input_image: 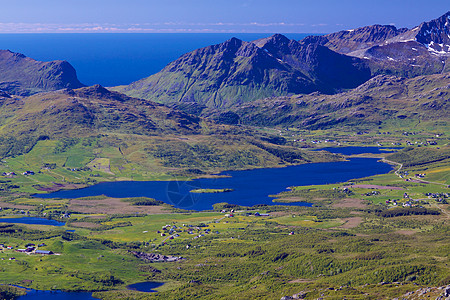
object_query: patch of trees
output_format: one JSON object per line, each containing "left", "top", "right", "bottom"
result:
{"left": 251, "top": 141, "right": 304, "bottom": 163}
{"left": 378, "top": 207, "right": 440, "bottom": 218}
{"left": 0, "top": 135, "right": 40, "bottom": 157}
{"left": 122, "top": 197, "right": 163, "bottom": 206}
{"left": 0, "top": 285, "right": 26, "bottom": 300}
{"left": 53, "top": 138, "right": 79, "bottom": 154}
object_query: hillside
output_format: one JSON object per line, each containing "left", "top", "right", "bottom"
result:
{"left": 201, "top": 72, "right": 449, "bottom": 131}
{"left": 0, "top": 85, "right": 342, "bottom": 182}
{"left": 114, "top": 35, "right": 371, "bottom": 108}
{"left": 0, "top": 50, "right": 84, "bottom": 96}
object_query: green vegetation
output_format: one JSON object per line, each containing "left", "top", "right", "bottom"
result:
{"left": 0, "top": 145, "right": 448, "bottom": 299}
{"left": 190, "top": 188, "right": 233, "bottom": 194}
{"left": 387, "top": 147, "right": 450, "bottom": 167}
{"left": 0, "top": 81, "right": 447, "bottom": 300}
{"left": 0, "top": 285, "right": 27, "bottom": 300}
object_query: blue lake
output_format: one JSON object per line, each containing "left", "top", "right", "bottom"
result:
{"left": 12, "top": 282, "right": 164, "bottom": 300}
{"left": 17, "top": 290, "right": 95, "bottom": 300}
{"left": 127, "top": 281, "right": 164, "bottom": 292}
{"left": 35, "top": 157, "right": 393, "bottom": 211}
{"left": 0, "top": 217, "right": 65, "bottom": 226}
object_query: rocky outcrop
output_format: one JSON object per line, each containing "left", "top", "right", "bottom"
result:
{"left": 0, "top": 50, "right": 84, "bottom": 96}
{"left": 130, "top": 251, "right": 184, "bottom": 262}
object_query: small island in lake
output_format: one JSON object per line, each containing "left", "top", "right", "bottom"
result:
{"left": 190, "top": 188, "right": 234, "bottom": 194}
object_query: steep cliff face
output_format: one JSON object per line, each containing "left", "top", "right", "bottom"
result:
{"left": 0, "top": 50, "right": 84, "bottom": 96}
{"left": 116, "top": 35, "right": 370, "bottom": 108}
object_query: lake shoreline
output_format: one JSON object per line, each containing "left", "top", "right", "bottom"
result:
{"left": 34, "top": 156, "right": 393, "bottom": 211}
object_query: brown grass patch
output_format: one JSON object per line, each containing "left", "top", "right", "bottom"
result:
{"left": 69, "top": 197, "right": 167, "bottom": 214}
{"left": 333, "top": 198, "right": 367, "bottom": 209}
{"left": 69, "top": 222, "right": 102, "bottom": 229}
{"left": 288, "top": 278, "right": 315, "bottom": 283}
{"left": 394, "top": 230, "right": 416, "bottom": 235}
{"left": 0, "top": 201, "right": 34, "bottom": 210}
{"left": 342, "top": 184, "right": 404, "bottom": 190}
{"left": 34, "top": 183, "right": 87, "bottom": 192}
{"left": 339, "top": 217, "right": 363, "bottom": 229}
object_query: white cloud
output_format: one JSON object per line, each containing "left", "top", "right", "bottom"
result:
{"left": 0, "top": 22, "right": 314, "bottom": 33}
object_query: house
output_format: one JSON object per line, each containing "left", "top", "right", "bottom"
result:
{"left": 35, "top": 250, "right": 53, "bottom": 255}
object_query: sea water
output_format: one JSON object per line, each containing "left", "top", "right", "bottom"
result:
{"left": 0, "top": 33, "right": 311, "bottom": 87}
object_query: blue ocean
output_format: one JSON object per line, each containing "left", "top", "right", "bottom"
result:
{"left": 0, "top": 33, "right": 311, "bottom": 87}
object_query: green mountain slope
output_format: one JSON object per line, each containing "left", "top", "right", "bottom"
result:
{"left": 114, "top": 35, "right": 371, "bottom": 108}
{"left": 0, "top": 85, "right": 341, "bottom": 183}
{"left": 202, "top": 73, "right": 449, "bottom": 131}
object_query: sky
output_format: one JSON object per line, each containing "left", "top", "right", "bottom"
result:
{"left": 0, "top": 0, "right": 448, "bottom": 34}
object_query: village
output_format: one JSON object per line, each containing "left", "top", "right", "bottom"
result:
{"left": 0, "top": 242, "right": 55, "bottom": 261}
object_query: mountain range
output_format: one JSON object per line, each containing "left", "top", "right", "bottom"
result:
{"left": 115, "top": 11, "right": 450, "bottom": 111}
{"left": 0, "top": 11, "right": 448, "bottom": 162}
{"left": 115, "top": 35, "right": 371, "bottom": 108}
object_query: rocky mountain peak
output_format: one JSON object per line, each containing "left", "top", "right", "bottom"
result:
{"left": 0, "top": 50, "right": 27, "bottom": 61}
{"left": 253, "top": 33, "right": 291, "bottom": 49}
{"left": 218, "top": 37, "right": 244, "bottom": 52}
{"left": 386, "top": 11, "right": 450, "bottom": 55}
{"left": 415, "top": 11, "right": 450, "bottom": 53}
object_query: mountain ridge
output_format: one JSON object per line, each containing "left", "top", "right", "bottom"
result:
{"left": 116, "top": 11, "right": 449, "bottom": 111}
{"left": 115, "top": 35, "right": 371, "bottom": 108}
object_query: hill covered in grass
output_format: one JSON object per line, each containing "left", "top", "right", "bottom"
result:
{"left": 200, "top": 72, "right": 449, "bottom": 131}
{"left": 0, "top": 84, "right": 342, "bottom": 192}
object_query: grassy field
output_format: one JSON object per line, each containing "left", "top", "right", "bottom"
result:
{"left": 0, "top": 144, "right": 448, "bottom": 299}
